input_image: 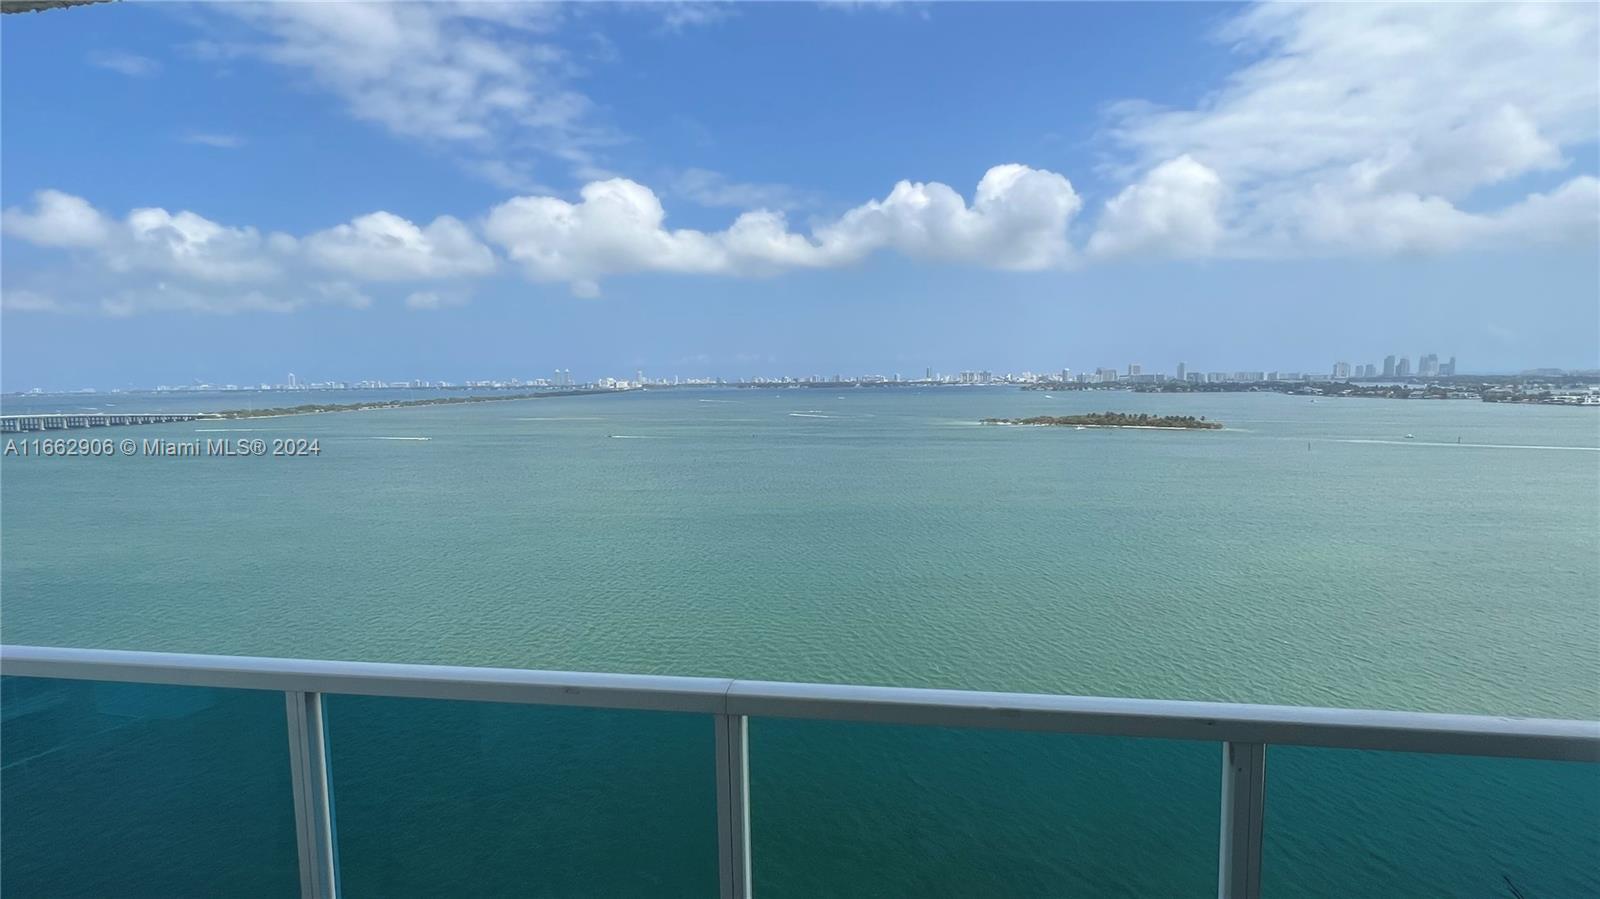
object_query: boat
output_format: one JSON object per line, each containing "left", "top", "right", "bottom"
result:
{"left": 1404, "top": 434, "right": 1415, "bottom": 439}
{"left": 1074, "top": 426, "right": 1087, "bottom": 430}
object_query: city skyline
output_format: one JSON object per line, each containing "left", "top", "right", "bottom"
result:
{"left": 3, "top": 3, "right": 1597, "bottom": 388}
{"left": 31, "top": 350, "right": 1600, "bottom": 398}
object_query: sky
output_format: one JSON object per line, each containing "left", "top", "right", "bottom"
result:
{"left": 2, "top": 1, "right": 1597, "bottom": 390}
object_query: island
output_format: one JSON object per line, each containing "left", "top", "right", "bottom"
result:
{"left": 980, "top": 412, "right": 1222, "bottom": 430}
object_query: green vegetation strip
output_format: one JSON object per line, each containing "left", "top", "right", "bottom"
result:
{"left": 212, "top": 389, "right": 608, "bottom": 420}
{"left": 980, "top": 412, "right": 1222, "bottom": 429}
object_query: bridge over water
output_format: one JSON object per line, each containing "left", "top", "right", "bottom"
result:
{"left": 0, "top": 412, "right": 210, "bottom": 433}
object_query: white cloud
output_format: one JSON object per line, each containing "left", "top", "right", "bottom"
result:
{"left": 1087, "top": 155, "right": 1225, "bottom": 259}
{"left": 1100, "top": 2, "right": 1599, "bottom": 257}
{"left": 112, "top": 206, "right": 289, "bottom": 283}
{"left": 485, "top": 164, "right": 1081, "bottom": 294}
{"left": 205, "top": 3, "right": 611, "bottom": 186}
{"left": 816, "top": 164, "right": 1081, "bottom": 270}
{"left": 653, "top": 2, "right": 736, "bottom": 34}
{"left": 3, "top": 192, "right": 485, "bottom": 315}
{"left": 2, "top": 190, "right": 113, "bottom": 247}
{"left": 182, "top": 133, "right": 246, "bottom": 149}
{"left": 303, "top": 212, "right": 496, "bottom": 280}
{"left": 2, "top": 191, "right": 285, "bottom": 283}
{"left": 87, "top": 50, "right": 160, "bottom": 77}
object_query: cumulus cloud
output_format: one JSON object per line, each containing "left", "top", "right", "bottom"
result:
{"left": 484, "top": 164, "right": 1082, "bottom": 294}
{"left": 1100, "top": 2, "right": 1599, "bottom": 257}
{"left": 816, "top": 164, "right": 1081, "bottom": 270}
{"left": 2, "top": 192, "right": 483, "bottom": 315}
{"left": 12, "top": 0, "right": 1600, "bottom": 322}
{"left": 303, "top": 212, "right": 496, "bottom": 280}
{"left": 2, "top": 190, "right": 113, "bottom": 248}
{"left": 1088, "top": 156, "right": 1225, "bottom": 259}
{"left": 112, "top": 207, "right": 290, "bottom": 282}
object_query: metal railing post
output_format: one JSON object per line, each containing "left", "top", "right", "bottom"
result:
{"left": 1218, "top": 741, "right": 1266, "bottom": 899}
{"left": 715, "top": 713, "right": 752, "bottom": 899}
{"left": 286, "top": 691, "right": 340, "bottom": 899}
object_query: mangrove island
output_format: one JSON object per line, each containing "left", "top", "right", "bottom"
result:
{"left": 980, "top": 412, "right": 1222, "bottom": 430}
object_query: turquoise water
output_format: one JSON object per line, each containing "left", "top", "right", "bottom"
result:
{"left": 3, "top": 388, "right": 1598, "bottom": 895}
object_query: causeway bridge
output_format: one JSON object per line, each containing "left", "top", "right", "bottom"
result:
{"left": 0, "top": 412, "right": 211, "bottom": 433}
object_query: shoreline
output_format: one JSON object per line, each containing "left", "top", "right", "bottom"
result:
{"left": 982, "top": 422, "right": 1224, "bottom": 430}
{"left": 981, "top": 413, "right": 1223, "bottom": 430}
{"left": 208, "top": 388, "right": 624, "bottom": 421}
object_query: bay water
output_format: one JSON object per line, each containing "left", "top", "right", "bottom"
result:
{"left": 3, "top": 388, "right": 1596, "bottom": 896}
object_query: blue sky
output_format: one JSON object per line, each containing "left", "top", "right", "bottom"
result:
{"left": 2, "top": 2, "right": 1596, "bottom": 390}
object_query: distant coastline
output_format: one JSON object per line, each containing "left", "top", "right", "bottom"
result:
{"left": 981, "top": 412, "right": 1222, "bottom": 430}
{"left": 212, "top": 388, "right": 621, "bottom": 420}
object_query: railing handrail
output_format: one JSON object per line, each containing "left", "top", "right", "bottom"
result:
{"left": 3, "top": 643, "right": 1596, "bottom": 762}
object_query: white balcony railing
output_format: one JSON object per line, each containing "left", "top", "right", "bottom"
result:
{"left": 3, "top": 643, "right": 1596, "bottom": 899}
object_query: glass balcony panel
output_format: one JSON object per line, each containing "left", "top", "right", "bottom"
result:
{"left": 748, "top": 718, "right": 1219, "bottom": 897}
{"left": 324, "top": 695, "right": 716, "bottom": 897}
{"left": 1263, "top": 745, "right": 1600, "bottom": 897}
{"left": 0, "top": 676, "right": 299, "bottom": 897}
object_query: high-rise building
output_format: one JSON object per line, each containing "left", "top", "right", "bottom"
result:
{"left": 1186, "top": 372, "right": 1204, "bottom": 384}
{"left": 1128, "top": 363, "right": 1142, "bottom": 377}
{"left": 1441, "top": 356, "right": 1457, "bottom": 377}
{"left": 1419, "top": 353, "right": 1440, "bottom": 377}
{"left": 1396, "top": 357, "right": 1411, "bottom": 377}
{"left": 1383, "top": 355, "right": 1397, "bottom": 378}
{"left": 1332, "top": 362, "right": 1352, "bottom": 379}
{"left": 1176, "top": 362, "right": 1187, "bottom": 381}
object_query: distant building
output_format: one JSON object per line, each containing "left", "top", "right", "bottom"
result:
{"left": 1128, "top": 363, "right": 1142, "bottom": 377}
{"left": 1441, "top": 356, "right": 1457, "bottom": 377}
{"left": 1186, "top": 372, "right": 1204, "bottom": 384}
{"left": 1207, "top": 372, "right": 1228, "bottom": 383}
{"left": 1176, "top": 362, "right": 1187, "bottom": 381}
{"left": 1419, "top": 353, "right": 1440, "bottom": 377}
{"left": 1383, "top": 355, "right": 1397, "bottom": 378}
{"left": 1332, "top": 362, "right": 1352, "bottom": 379}
{"left": 1396, "top": 357, "right": 1411, "bottom": 377}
